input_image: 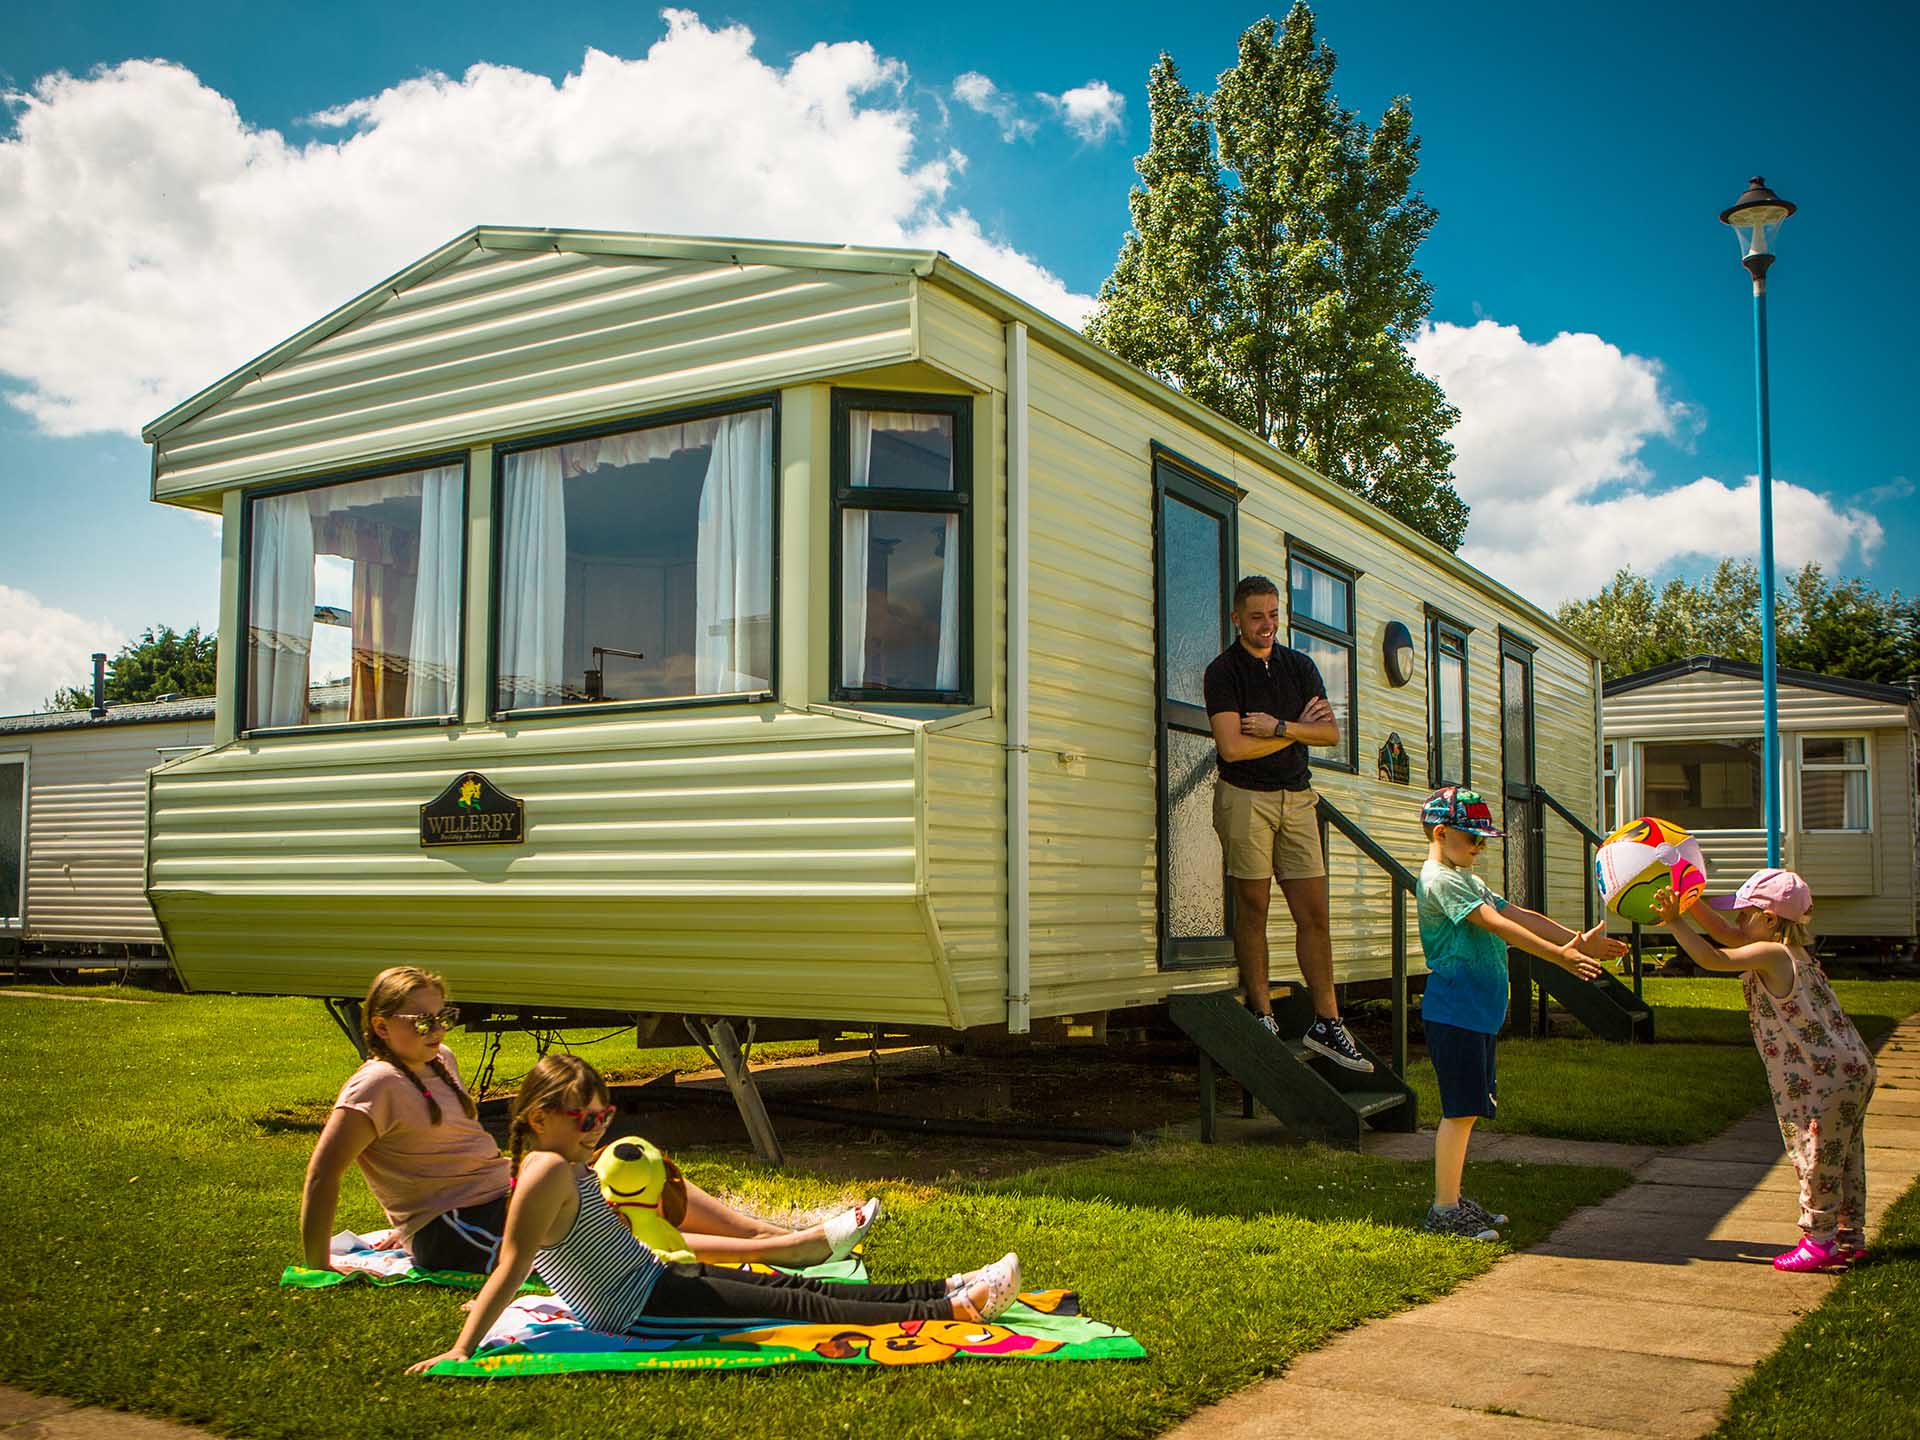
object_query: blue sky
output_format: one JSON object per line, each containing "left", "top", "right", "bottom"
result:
{"left": 1, "top": 1, "right": 1912, "bottom": 710}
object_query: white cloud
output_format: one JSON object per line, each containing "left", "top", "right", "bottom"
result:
{"left": 0, "top": 12, "right": 1094, "bottom": 439}
{"left": 908, "top": 214, "right": 1095, "bottom": 330}
{"left": 951, "top": 70, "right": 1036, "bottom": 142}
{"left": 0, "top": 585, "right": 125, "bottom": 715}
{"left": 1042, "top": 81, "right": 1125, "bottom": 144}
{"left": 1412, "top": 317, "right": 1882, "bottom": 606}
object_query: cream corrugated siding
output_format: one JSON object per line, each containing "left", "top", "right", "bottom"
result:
{"left": 1604, "top": 672, "right": 1918, "bottom": 939}
{"left": 21, "top": 720, "right": 213, "bottom": 943}
{"left": 149, "top": 709, "right": 957, "bottom": 1021}
{"left": 153, "top": 248, "right": 916, "bottom": 497}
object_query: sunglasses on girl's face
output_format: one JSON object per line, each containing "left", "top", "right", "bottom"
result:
{"left": 555, "top": 1104, "right": 617, "bottom": 1130}
{"left": 391, "top": 1007, "right": 461, "bottom": 1035}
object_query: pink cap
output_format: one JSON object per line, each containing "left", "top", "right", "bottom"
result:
{"left": 1707, "top": 868, "right": 1812, "bottom": 921}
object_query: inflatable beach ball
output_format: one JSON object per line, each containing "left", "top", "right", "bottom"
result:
{"left": 1594, "top": 816, "right": 1707, "bottom": 925}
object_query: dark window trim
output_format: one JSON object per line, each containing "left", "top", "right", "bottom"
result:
{"left": 1426, "top": 605, "right": 1473, "bottom": 786}
{"left": 1498, "top": 631, "right": 1539, "bottom": 907}
{"left": 1284, "top": 537, "right": 1359, "bottom": 774}
{"left": 495, "top": 691, "right": 777, "bottom": 724}
{"left": 236, "top": 450, "right": 472, "bottom": 739}
{"left": 828, "top": 389, "right": 974, "bottom": 706}
{"left": 486, "top": 392, "right": 783, "bottom": 721}
{"left": 1149, "top": 441, "right": 1247, "bottom": 501}
{"left": 1153, "top": 452, "right": 1240, "bottom": 972}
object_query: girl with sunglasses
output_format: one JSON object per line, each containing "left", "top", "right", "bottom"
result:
{"left": 408, "top": 1055, "right": 1021, "bottom": 1373}
{"left": 300, "top": 966, "right": 879, "bottom": 1277}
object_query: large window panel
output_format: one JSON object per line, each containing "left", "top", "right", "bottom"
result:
{"left": 244, "top": 462, "right": 466, "bottom": 731}
{"left": 833, "top": 394, "right": 971, "bottom": 702}
{"left": 1288, "top": 549, "right": 1357, "bottom": 770}
{"left": 1800, "top": 735, "right": 1870, "bottom": 831}
{"left": 494, "top": 406, "right": 774, "bottom": 712}
{"left": 1428, "top": 615, "right": 1471, "bottom": 785}
{"left": 0, "top": 759, "right": 22, "bottom": 924}
{"left": 1639, "top": 738, "right": 1764, "bottom": 830}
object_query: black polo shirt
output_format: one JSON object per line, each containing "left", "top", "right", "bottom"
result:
{"left": 1202, "top": 641, "right": 1327, "bottom": 792}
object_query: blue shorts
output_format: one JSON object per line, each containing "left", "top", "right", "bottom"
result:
{"left": 1425, "top": 1020, "right": 1499, "bottom": 1120}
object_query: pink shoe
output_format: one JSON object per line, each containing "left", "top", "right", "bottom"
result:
{"left": 1772, "top": 1236, "right": 1846, "bottom": 1273}
{"left": 1834, "top": 1237, "right": 1869, "bottom": 1266}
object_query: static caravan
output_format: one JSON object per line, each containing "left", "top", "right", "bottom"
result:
{"left": 0, "top": 696, "right": 216, "bottom": 966}
{"left": 140, "top": 227, "right": 1602, "bottom": 1088}
{"left": 1604, "top": 656, "right": 1919, "bottom": 949}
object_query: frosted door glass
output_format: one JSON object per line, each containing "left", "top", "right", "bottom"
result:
{"left": 1162, "top": 498, "right": 1222, "bottom": 707}
{"left": 1167, "top": 729, "right": 1227, "bottom": 939}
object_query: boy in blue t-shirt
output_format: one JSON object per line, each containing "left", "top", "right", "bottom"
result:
{"left": 1416, "top": 785, "right": 1625, "bottom": 1240}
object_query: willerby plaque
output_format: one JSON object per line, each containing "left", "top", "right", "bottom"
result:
{"left": 420, "top": 772, "right": 525, "bottom": 847}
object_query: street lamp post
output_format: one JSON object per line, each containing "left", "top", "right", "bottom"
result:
{"left": 1720, "top": 176, "right": 1796, "bottom": 868}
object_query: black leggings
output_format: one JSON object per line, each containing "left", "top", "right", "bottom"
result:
{"left": 636, "top": 1262, "right": 954, "bottom": 1327}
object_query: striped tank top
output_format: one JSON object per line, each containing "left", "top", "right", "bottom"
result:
{"left": 533, "top": 1167, "right": 663, "bottom": 1333}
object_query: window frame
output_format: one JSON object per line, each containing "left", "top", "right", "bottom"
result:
{"left": 236, "top": 451, "right": 472, "bottom": 739}
{"left": 0, "top": 751, "right": 25, "bottom": 930}
{"left": 486, "top": 393, "right": 784, "bottom": 722}
{"left": 1426, "top": 608, "right": 1474, "bottom": 786}
{"left": 828, "top": 388, "right": 974, "bottom": 706}
{"left": 1798, "top": 731, "right": 1873, "bottom": 833}
{"left": 1602, "top": 740, "right": 1620, "bottom": 834}
{"left": 1283, "top": 538, "right": 1359, "bottom": 774}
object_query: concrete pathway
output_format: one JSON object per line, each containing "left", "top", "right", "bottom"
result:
{"left": 0, "top": 1388, "right": 211, "bottom": 1439}
{"left": 0, "top": 989, "right": 155, "bottom": 1005}
{"left": 1167, "top": 1018, "right": 1920, "bottom": 1439}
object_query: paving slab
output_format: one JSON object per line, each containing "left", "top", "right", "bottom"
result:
{"left": 1361, "top": 1129, "right": 1655, "bottom": 1170}
{"left": 1595, "top": 1181, "right": 1770, "bottom": 1219}
{"left": 0, "top": 1388, "right": 213, "bottom": 1439}
{"left": 1165, "top": 1379, "right": 1624, "bottom": 1439}
{"left": 1489, "top": 1252, "right": 1834, "bottom": 1317}
{"left": 1281, "top": 1321, "right": 1743, "bottom": 1437}
{"left": 1632, "top": 1157, "right": 1798, "bottom": 1193}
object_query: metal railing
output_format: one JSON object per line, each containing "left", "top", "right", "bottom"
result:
{"left": 1315, "top": 795, "right": 1416, "bottom": 1078}
{"left": 1532, "top": 784, "right": 1641, "bottom": 1001}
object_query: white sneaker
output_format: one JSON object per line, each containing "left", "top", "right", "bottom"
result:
{"left": 975, "top": 1252, "right": 1022, "bottom": 1320}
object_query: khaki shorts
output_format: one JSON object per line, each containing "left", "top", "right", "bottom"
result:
{"left": 1212, "top": 781, "right": 1326, "bottom": 882}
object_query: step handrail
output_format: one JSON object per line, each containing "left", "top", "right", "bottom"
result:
{"left": 1314, "top": 795, "right": 1413, "bottom": 1078}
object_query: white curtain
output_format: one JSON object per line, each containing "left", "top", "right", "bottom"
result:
{"left": 248, "top": 491, "right": 316, "bottom": 728}
{"left": 405, "top": 466, "right": 464, "bottom": 716}
{"left": 693, "top": 411, "right": 773, "bottom": 693}
{"left": 1300, "top": 563, "right": 1342, "bottom": 627}
{"left": 840, "top": 510, "right": 870, "bottom": 688}
{"left": 935, "top": 513, "right": 960, "bottom": 691}
{"left": 497, "top": 446, "right": 567, "bottom": 709}
{"left": 849, "top": 410, "right": 952, "bottom": 487}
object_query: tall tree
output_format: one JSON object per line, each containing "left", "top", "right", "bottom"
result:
{"left": 46, "top": 626, "right": 218, "bottom": 710}
{"left": 1087, "top": 4, "right": 1468, "bottom": 550}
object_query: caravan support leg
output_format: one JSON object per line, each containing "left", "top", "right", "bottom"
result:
{"left": 702, "top": 1017, "right": 785, "bottom": 1167}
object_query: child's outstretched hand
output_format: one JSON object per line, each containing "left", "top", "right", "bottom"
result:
{"left": 1650, "top": 886, "right": 1686, "bottom": 927}
{"left": 1574, "top": 923, "right": 1628, "bottom": 961}
{"left": 1556, "top": 925, "right": 1608, "bottom": 981}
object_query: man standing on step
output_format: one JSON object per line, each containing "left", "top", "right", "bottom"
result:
{"left": 1203, "top": 574, "right": 1373, "bottom": 1072}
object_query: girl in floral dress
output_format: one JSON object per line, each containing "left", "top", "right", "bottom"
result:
{"left": 1654, "top": 868, "right": 1876, "bottom": 1273}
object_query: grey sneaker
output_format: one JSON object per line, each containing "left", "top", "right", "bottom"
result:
{"left": 1459, "top": 1194, "right": 1508, "bottom": 1229}
{"left": 1253, "top": 1011, "right": 1283, "bottom": 1038}
{"left": 1303, "top": 1016, "right": 1376, "bottom": 1073}
{"left": 1422, "top": 1203, "right": 1498, "bottom": 1241}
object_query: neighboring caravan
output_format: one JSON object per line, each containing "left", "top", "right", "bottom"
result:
{"left": 1604, "top": 656, "right": 1919, "bottom": 950}
{"left": 1, "top": 696, "right": 215, "bottom": 965}
{"left": 139, "top": 227, "right": 1604, "bottom": 1045}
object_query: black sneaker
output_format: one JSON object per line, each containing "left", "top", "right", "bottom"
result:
{"left": 1252, "top": 1011, "right": 1283, "bottom": 1039}
{"left": 1458, "top": 1194, "right": 1509, "bottom": 1229}
{"left": 1302, "top": 1016, "right": 1375, "bottom": 1073}
{"left": 1422, "top": 1203, "right": 1498, "bottom": 1241}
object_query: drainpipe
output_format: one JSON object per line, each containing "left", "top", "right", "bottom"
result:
{"left": 90, "top": 652, "right": 107, "bottom": 718}
{"left": 1005, "top": 321, "right": 1031, "bottom": 1034}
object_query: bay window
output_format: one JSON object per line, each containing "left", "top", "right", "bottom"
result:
{"left": 242, "top": 460, "right": 467, "bottom": 731}
{"left": 832, "top": 391, "right": 971, "bottom": 703}
{"left": 493, "top": 402, "right": 776, "bottom": 713}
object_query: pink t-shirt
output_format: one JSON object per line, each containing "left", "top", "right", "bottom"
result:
{"left": 333, "top": 1048, "right": 509, "bottom": 1240}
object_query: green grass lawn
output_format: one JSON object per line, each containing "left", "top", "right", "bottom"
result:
{"left": 1714, "top": 1173, "right": 1920, "bottom": 1439}
{"left": 1395, "top": 977, "right": 1920, "bottom": 1150}
{"left": 0, "top": 988, "right": 1629, "bottom": 1439}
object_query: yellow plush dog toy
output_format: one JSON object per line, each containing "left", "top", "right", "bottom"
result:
{"left": 594, "top": 1137, "right": 696, "bottom": 1262}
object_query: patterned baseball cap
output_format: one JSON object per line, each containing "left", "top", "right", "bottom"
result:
{"left": 1420, "top": 784, "right": 1506, "bottom": 838}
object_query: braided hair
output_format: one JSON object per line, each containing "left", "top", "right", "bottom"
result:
{"left": 507, "top": 1054, "right": 604, "bottom": 1181}
{"left": 360, "top": 966, "right": 477, "bottom": 1126}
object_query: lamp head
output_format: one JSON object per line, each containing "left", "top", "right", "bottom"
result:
{"left": 1720, "top": 176, "right": 1795, "bottom": 283}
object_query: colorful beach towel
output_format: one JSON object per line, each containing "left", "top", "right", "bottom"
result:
{"left": 280, "top": 1229, "right": 870, "bottom": 1291}
{"left": 428, "top": 1288, "right": 1143, "bottom": 1375}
